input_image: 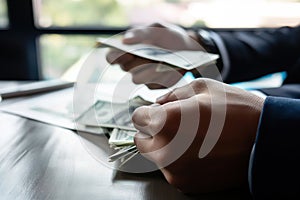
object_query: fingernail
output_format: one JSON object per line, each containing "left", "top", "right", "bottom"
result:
{"left": 150, "top": 103, "right": 160, "bottom": 107}
{"left": 124, "top": 32, "right": 135, "bottom": 39}
{"left": 135, "top": 132, "right": 152, "bottom": 139}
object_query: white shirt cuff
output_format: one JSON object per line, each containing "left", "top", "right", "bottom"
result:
{"left": 249, "top": 90, "right": 267, "bottom": 99}
{"left": 247, "top": 90, "right": 266, "bottom": 194}
{"left": 248, "top": 143, "right": 256, "bottom": 194}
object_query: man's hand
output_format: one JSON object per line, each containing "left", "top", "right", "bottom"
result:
{"left": 132, "top": 78, "right": 265, "bottom": 193}
{"left": 122, "top": 22, "right": 201, "bottom": 51}
{"left": 106, "top": 23, "right": 202, "bottom": 89}
{"left": 106, "top": 49, "right": 186, "bottom": 89}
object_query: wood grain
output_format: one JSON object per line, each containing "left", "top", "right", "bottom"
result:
{"left": 0, "top": 111, "right": 251, "bottom": 200}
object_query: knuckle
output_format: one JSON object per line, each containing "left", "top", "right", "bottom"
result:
{"left": 164, "top": 174, "right": 191, "bottom": 193}
{"left": 150, "top": 120, "right": 164, "bottom": 135}
{"left": 133, "top": 133, "right": 142, "bottom": 146}
{"left": 152, "top": 150, "right": 168, "bottom": 165}
{"left": 132, "top": 106, "right": 146, "bottom": 124}
{"left": 151, "top": 22, "right": 164, "bottom": 28}
{"left": 164, "top": 172, "right": 184, "bottom": 189}
{"left": 190, "top": 79, "right": 204, "bottom": 89}
{"left": 160, "top": 103, "right": 181, "bottom": 132}
{"left": 106, "top": 52, "right": 116, "bottom": 64}
{"left": 119, "top": 64, "right": 130, "bottom": 72}
{"left": 131, "top": 75, "right": 143, "bottom": 84}
{"left": 149, "top": 119, "right": 166, "bottom": 137}
{"left": 134, "top": 132, "right": 147, "bottom": 146}
{"left": 132, "top": 106, "right": 152, "bottom": 129}
{"left": 190, "top": 79, "right": 210, "bottom": 93}
{"left": 145, "top": 83, "right": 164, "bottom": 89}
{"left": 164, "top": 102, "right": 180, "bottom": 118}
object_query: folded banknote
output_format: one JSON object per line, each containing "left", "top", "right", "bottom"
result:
{"left": 97, "top": 37, "right": 219, "bottom": 71}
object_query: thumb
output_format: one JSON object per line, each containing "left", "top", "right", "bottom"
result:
{"left": 123, "top": 30, "right": 144, "bottom": 44}
{"left": 156, "top": 82, "right": 199, "bottom": 104}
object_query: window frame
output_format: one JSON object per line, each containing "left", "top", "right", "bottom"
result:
{"left": 0, "top": 0, "right": 275, "bottom": 80}
{"left": 0, "top": 0, "right": 127, "bottom": 80}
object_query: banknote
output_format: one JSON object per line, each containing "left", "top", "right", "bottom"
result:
{"left": 76, "top": 96, "right": 151, "bottom": 131}
{"left": 76, "top": 95, "right": 151, "bottom": 166}
{"left": 108, "top": 128, "right": 135, "bottom": 147}
{"left": 108, "top": 145, "right": 137, "bottom": 162}
{"left": 97, "top": 37, "right": 219, "bottom": 71}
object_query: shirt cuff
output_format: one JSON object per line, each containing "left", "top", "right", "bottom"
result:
{"left": 249, "top": 90, "right": 267, "bottom": 99}
{"left": 247, "top": 90, "right": 267, "bottom": 194}
{"left": 248, "top": 143, "right": 256, "bottom": 194}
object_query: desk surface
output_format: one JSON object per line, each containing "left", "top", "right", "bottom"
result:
{"left": 0, "top": 83, "right": 252, "bottom": 200}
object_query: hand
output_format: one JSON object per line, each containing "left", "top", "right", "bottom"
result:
{"left": 106, "top": 48, "right": 186, "bottom": 89}
{"left": 132, "top": 78, "right": 265, "bottom": 193}
{"left": 122, "top": 22, "right": 201, "bottom": 51}
{"left": 106, "top": 23, "right": 202, "bottom": 89}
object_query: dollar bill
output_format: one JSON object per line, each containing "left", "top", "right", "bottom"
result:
{"left": 108, "top": 128, "right": 135, "bottom": 147}
{"left": 76, "top": 96, "right": 151, "bottom": 131}
{"left": 108, "top": 144, "right": 137, "bottom": 162}
{"left": 97, "top": 37, "right": 219, "bottom": 71}
{"left": 76, "top": 95, "right": 152, "bottom": 166}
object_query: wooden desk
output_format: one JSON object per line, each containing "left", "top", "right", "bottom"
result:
{"left": 0, "top": 84, "right": 252, "bottom": 200}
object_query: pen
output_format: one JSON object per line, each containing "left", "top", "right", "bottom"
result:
{"left": 0, "top": 79, "right": 74, "bottom": 102}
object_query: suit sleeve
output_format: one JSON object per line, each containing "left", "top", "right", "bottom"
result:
{"left": 215, "top": 26, "right": 300, "bottom": 83}
{"left": 250, "top": 96, "right": 300, "bottom": 199}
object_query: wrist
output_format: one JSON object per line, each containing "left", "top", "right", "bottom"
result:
{"left": 184, "top": 30, "right": 204, "bottom": 51}
{"left": 195, "top": 29, "right": 224, "bottom": 74}
{"left": 187, "top": 30, "right": 200, "bottom": 43}
{"left": 195, "top": 29, "right": 218, "bottom": 54}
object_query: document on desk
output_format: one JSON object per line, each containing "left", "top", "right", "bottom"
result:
{"left": 0, "top": 80, "right": 157, "bottom": 135}
{"left": 0, "top": 87, "right": 109, "bottom": 135}
{"left": 0, "top": 79, "right": 74, "bottom": 100}
{"left": 0, "top": 84, "right": 146, "bottom": 165}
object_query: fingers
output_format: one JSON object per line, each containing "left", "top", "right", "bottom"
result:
{"left": 107, "top": 48, "right": 185, "bottom": 89}
{"left": 106, "top": 48, "right": 151, "bottom": 72}
{"left": 156, "top": 79, "right": 208, "bottom": 104}
{"left": 106, "top": 49, "right": 134, "bottom": 65}
{"left": 130, "top": 64, "right": 185, "bottom": 88}
{"left": 132, "top": 104, "right": 168, "bottom": 137}
{"left": 120, "top": 57, "right": 152, "bottom": 72}
{"left": 123, "top": 28, "right": 149, "bottom": 44}
{"left": 123, "top": 31, "right": 142, "bottom": 44}
{"left": 156, "top": 84, "right": 194, "bottom": 104}
{"left": 133, "top": 95, "right": 203, "bottom": 166}
{"left": 133, "top": 100, "right": 182, "bottom": 151}
{"left": 123, "top": 22, "right": 164, "bottom": 44}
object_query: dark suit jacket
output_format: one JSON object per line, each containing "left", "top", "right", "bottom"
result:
{"left": 252, "top": 97, "right": 300, "bottom": 199}
{"left": 218, "top": 26, "right": 300, "bottom": 85}
{"left": 217, "top": 26, "right": 300, "bottom": 198}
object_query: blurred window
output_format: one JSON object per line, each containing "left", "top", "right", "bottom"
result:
{"left": 30, "top": 0, "right": 300, "bottom": 79}
{"left": 35, "top": 0, "right": 300, "bottom": 28}
{"left": 0, "top": 0, "right": 8, "bottom": 28}
{"left": 39, "top": 35, "right": 103, "bottom": 79}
